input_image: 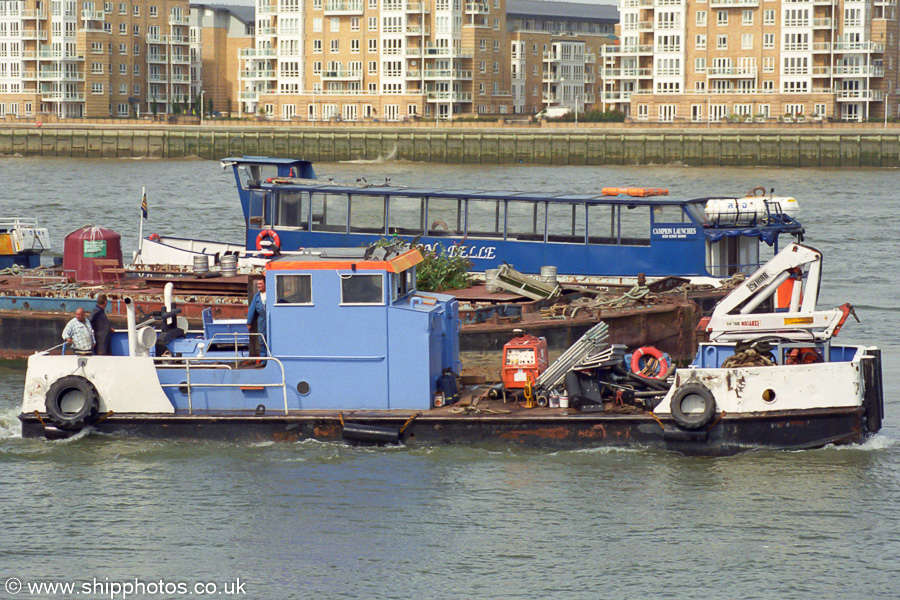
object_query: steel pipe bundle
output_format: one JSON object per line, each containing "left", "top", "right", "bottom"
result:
{"left": 535, "top": 321, "right": 609, "bottom": 391}
{"left": 574, "top": 344, "right": 628, "bottom": 371}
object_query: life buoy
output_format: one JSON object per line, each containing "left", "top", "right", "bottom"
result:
{"left": 255, "top": 229, "right": 281, "bottom": 256}
{"left": 45, "top": 375, "right": 100, "bottom": 431}
{"left": 430, "top": 219, "right": 449, "bottom": 231}
{"left": 670, "top": 382, "right": 716, "bottom": 430}
{"left": 148, "top": 233, "right": 160, "bottom": 242}
{"left": 751, "top": 186, "right": 767, "bottom": 197}
{"left": 630, "top": 346, "right": 670, "bottom": 379}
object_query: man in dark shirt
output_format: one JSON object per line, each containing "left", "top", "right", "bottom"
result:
{"left": 89, "top": 294, "right": 112, "bottom": 355}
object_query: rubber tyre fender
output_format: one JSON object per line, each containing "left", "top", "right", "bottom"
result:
{"left": 45, "top": 375, "right": 100, "bottom": 431}
{"left": 670, "top": 382, "right": 716, "bottom": 430}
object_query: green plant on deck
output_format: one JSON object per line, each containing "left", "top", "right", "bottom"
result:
{"left": 372, "top": 237, "right": 472, "bottom": 292}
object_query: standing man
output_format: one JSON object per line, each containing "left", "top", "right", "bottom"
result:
{"left": 246, "top": 278, "right": 268, "bottom": 356}
{"left": 89, "top": 294, "right": 112, "bottom": 355}
{"left": 62, "top": 307, "right": 95, "bottom": 356}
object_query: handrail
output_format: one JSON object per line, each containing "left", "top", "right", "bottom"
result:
{"left": 154, "top": 353, "right": 289, "bottom": 415}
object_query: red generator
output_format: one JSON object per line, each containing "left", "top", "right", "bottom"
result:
{"left": 501, "top": 334, "right": 549, "bottom": 389}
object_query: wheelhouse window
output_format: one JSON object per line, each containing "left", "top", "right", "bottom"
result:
{"left": 619, "top": 205, "right": 651, "bottom": 245}
{"left": 349, "top": 193, "right": 386, "bottom": 234}
{"left": 311, "top": 192, "right": 349, "bottom": 233}
{"left": 652, "top": 204, "right": 690, "bottom": 224}
{"left": 587, "top": 204, "right": 615, "bottom": 244}
{"left": 392, "top": 268, "right": 416, "bottom": 300}
{"left": 341, "top": 274, "right": 383, "bottom": 304}
{"left": 275, "top": 274, "right": 313, "bottom": 304}
{"left": 275, "top": 191, "right": 307, "bottom": 229}
{"left": 388, "top": 195, "right": 424, "bottom": 235}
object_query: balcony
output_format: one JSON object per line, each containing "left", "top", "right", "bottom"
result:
{"left": 836, "top": 89, "right": 884, "bottom": 101}
{"left": 171, "top": 55, "right": 190, "bottom": 64}
{"left": 148, "top": 54, "right": 168, "bottom": 63}
{"left": 147, "top": 34, "right": 169, "bottom": 44}
{"left": 257, "top": 3, "right": 276, "bottom": 13}
{"left": 604, "top": 67, "right": 653, "bottom": 78}
{"left": 81, "top": 9, "right": 103, "bottom": 20}
{"left": 622, "top": 21, "right": 654, "bottom": 31}
{"left": 169, "top": 15, "right": 190, "bottom": 26}
{"left": 604, "top": 44, "right": 654, "bottom": 54}
{"left": 171, "top": 74, "right": 191, "bottom": 83}
{"left": 148, "top": 94, "right": 169, "bottom": 103}
{"left": 406, "top": 25, "right": 430, "bottom": 35}
{"left": 324, "top": 0, "right": 364, "bottom": 13}
{"left": 41, "top": 91, "right": 85, "bottom": 101}
{"left": 426, "top": 91, "right": 473, "bottom": 102}
{"left": 832, "top": 65, "right": 884, "bottom": 77}
{"left": 603, "top": 91, "right": 632, "bottom": 101}
{"left": 21, "top": 9, "right": 46, "bottom": 18}
{"left": 812, "top": 18, "right": 833, "bottom": 28}
{"left": 257, "top": 27, "right": 277, "bottom": 35}
{"left": 833, "top": 41, "right": 884, "bottom": 53}
{"left": 321, "top": 69, "right": 363, "bottom": 79}
{"left": 240, "top": 91, "right": 259, "bottom": 101}
{"left": 707, "top": 66, "right": 758, "bottom": 77}
{"left": 21, "top": 30, "right": 48, "bottom": 40}
{"left": 241, "top": 69, "right": 277, "bottom": 79}
{"left": 465, "top": 3, "right": 489, "bottom": 14}
{"left": 709, "top": 0, "right": 758, "bottom": 5}
{"left": 148, "top": 74, "right": 168, "bottom": 83}
{"left": 405, "top": 2, "right": 431, "bottom": 12}
{"left": 240, "top": 48, "right": 277, "bottom": 58}
{"left": 423, "top": 69, "right": 473, "bottom": 79}
{"left": 542, "top": 72, "right": 563, "bottom": 83}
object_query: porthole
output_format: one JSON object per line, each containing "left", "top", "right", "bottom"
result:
{"left": 762, "top": 389, "right": 777, "bottom": 403}
{"left": 297, "top": 381, "right": 310, "bottom": 395}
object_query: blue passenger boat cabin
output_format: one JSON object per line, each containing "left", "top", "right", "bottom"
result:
{"left": 222, "top": 156, "right": 805, "bottom": 279}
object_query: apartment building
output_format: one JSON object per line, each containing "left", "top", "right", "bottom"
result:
{"left": 237, "top": 0, "right": 616, "bottom": 120}
{"left": 507, "top": 0, "right": 616, "bottom": 114}
{"left": 603, "top": 0, "right": 900, "bottom": 122}
{"left": 190, "top": 3, "right": 254, "bottom": 115}
{"left": 0, "top": 0, "right": 192, "bottom": 119}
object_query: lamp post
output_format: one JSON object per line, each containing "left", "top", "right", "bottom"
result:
{"left": 885, "top": 91, "right": 890, "bottom": 129}
{"left": 199, "top": 89, "right": 204, "bottom": 125}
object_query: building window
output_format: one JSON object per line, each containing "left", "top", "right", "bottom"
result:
{"left": 133, "top": 4, "right": 139, "bottom": 16}
{"left": 134, "top": 44, "right": 140, "bottom": 55}
{"left": 764, "top": 9, "right": 775, "bottom": 25}
{"left": 695, "top": 57, "right": 706, "bottom": 73}
{"left": 91, "top": 41, "right": 103, "bottom": 54}
{"left": 763, "top": 33, "right": 774, "bottom": 49}
{"left": 313, "top": 17, "right": 322, "bottom": 32}
{"left": 637, "top": 104, "right": 648, "bottom": 120}
{"left": 118, "top": 43, "right": 127, "bottom": 54}
{"left": 119, "top": 84, "right": 127, "bottom": 95}
{"left": 742, "top": 10, "right": 753, "bottom": 25}
{"left": 91, "top": 62, "right": 103, "bottom": 74}
{"left": 119, "top": 63, "right": 126, "bottom": 74}
{"left": 92, "top": 83, "right": 103, "bottom": 94}
{"left": 695, "top": 34, "right": 706, "bottom": 50}
{"left": 313, "top": 39, "right": 322, "bottom": 53}
{"left": 351, "top": 17, "right": 359, "bottom": 31}
{"left": 330, "top": 39, "right": 339, "bottom": 53}
{"left": 150, "top": 6, "right": 157, "bottom": 17}
{"left": 717, "top": 10, "right": 727, "bottom": 25}
{"left": 717, "top": 35, "right": 727, "bottom": 49}
{"left": 696, "top": 11, "right": 706, "bottom": 26}
{"left": 369, "top": 16, "right": 377, "bottom": 30}
{"left": 118, "top": 103, "right": 129, "bottom": 116}
{"left": 742, "top": 34, "right": 752, "bottom": 49}
{"left": 763, "top": 56, "right": 775, "bottom": 73}
{"left": 351, "top": 39, "right": 359, "bottom": 53}
{"left": 330, "top": 17, "right": 339, "bottom": 32}
{"left": 133, "top": 25, "right": 139, "bottom": 36}
{"left": 368, "top": 39, "right": 377, "bottom": 52}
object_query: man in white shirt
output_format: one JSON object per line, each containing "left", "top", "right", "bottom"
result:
{"left": 62, "top": 307, "right": 95, "bottom": 356}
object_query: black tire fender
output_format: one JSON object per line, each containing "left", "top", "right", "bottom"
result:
{"left": 670, "top": 382, "right": 716, "bottom": 430}
{"left": 45, "top": 375, "right": 100, "bottom": 431}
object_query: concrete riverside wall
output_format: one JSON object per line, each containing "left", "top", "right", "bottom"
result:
{"left": 2, "top": 124, "right": 900, "bottom": 166}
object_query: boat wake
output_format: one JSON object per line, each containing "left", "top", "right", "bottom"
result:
{"left": 0, "top": 408, "right": 21, "bottom": 440}
{"left": 341, "top": 144, "right": 398, "bottom": 164}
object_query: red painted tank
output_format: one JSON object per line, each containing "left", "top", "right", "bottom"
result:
{"left": 63, "top": 226, "right": 123, "bottom": 284}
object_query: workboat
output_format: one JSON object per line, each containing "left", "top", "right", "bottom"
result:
{"left": 19, "top": 242, "right": 882, "bottom": 454}
{"left": 0, "top": 217, "right": 50, "bottom": 269}
{"left": 133, "top": 156, "right": 805, "bottom": 281}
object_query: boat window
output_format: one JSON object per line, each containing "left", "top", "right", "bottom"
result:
{"left": 506, "top": 200, "right": 546, "bottom": 241}
{"left": 427, "top": 198, "right": 463, "bottom": 235}
{"left": 467, "top": 199, "right": 504, "bottom": 238}
{"left": 652, "top": 204, "right": 690, "bottom": 224}
{"left": 547, "top": 202, "right": 585, "bottom": 244}
{"left": 683, "top": 203, "right": 708, "bottom": 225}
{"left": 620, "top": 205, "right": 651, "bottom": 246}
{"left": 275, "top": 191, "right": 308, "bottom": 229}
{"left": 275, "top": 274, "right": 313, "bottom": 304}
{"left": 237, "top": 164, "right": 277, "bottom": 189}
{"left": 310, "top": 192, "right": 349, "bottom": 233}
{"left": 248, "top": 190, "right": 268, "bottom": 228}
{"left": 388, "top": 195, "right": 425, "bottom": 236}
{"left": 341, "top": 274, "right": 384, "bottom": 305}
{"left": 587, "top": 204, "right": 615, "bottom": 244}
{"left": 349, "top": 194, "right": 386, "bottom": 234}
{"left": 391, "top": 267, "right": 416, "bottom": 301}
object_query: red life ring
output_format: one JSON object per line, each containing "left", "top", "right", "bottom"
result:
{"left": 255, "top": 229, "right": 281, "bottom": 256}
{"left": 148, "top": 233, "right": 160, "bottom": 242}
{"left": 630, "top": 346, "right": 670, "bottom": 379}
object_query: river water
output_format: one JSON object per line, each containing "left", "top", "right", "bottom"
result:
{"left": 0, "top": 157, "right": 898, "bottom": 599}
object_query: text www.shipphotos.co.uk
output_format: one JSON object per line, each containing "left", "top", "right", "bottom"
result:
{"left": 4, "top": 576, "right": 247, "bottom": 599}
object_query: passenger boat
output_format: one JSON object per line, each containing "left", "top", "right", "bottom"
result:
{"left": 0, "top": 217, "right": 50, "bottom": 270}
{"left": 133, "top": 156, "right": 805, "bottom": 280}
{"left": 19, "top": 242, "right": 883, "bottom": 455}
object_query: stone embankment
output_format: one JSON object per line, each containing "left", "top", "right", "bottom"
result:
{"left": 2, "top": 120, "right": 899, "bottom": 166}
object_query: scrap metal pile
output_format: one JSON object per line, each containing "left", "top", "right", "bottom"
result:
{"left": 527, "top": 321, "right": 673, "bottom": 412}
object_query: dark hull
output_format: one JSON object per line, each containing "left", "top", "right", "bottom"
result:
{"left": 19, "top": 406, "right": 868, "bottom": 456}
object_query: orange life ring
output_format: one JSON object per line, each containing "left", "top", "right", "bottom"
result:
{"left": 630, "top": 346, "right": 669, "bottom": 379}
{"left": 785, "top": 348, "right": 822, "bottom": 365}
{"left": 255, "top": 229, "right": 281, "bottom": 256}
{"left": 148, "top": 233, "right": 160, "bottom": 242}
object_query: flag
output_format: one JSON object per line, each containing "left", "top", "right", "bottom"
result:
{"left": 140, "top": 191, "right": 148, "bottom": 219}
